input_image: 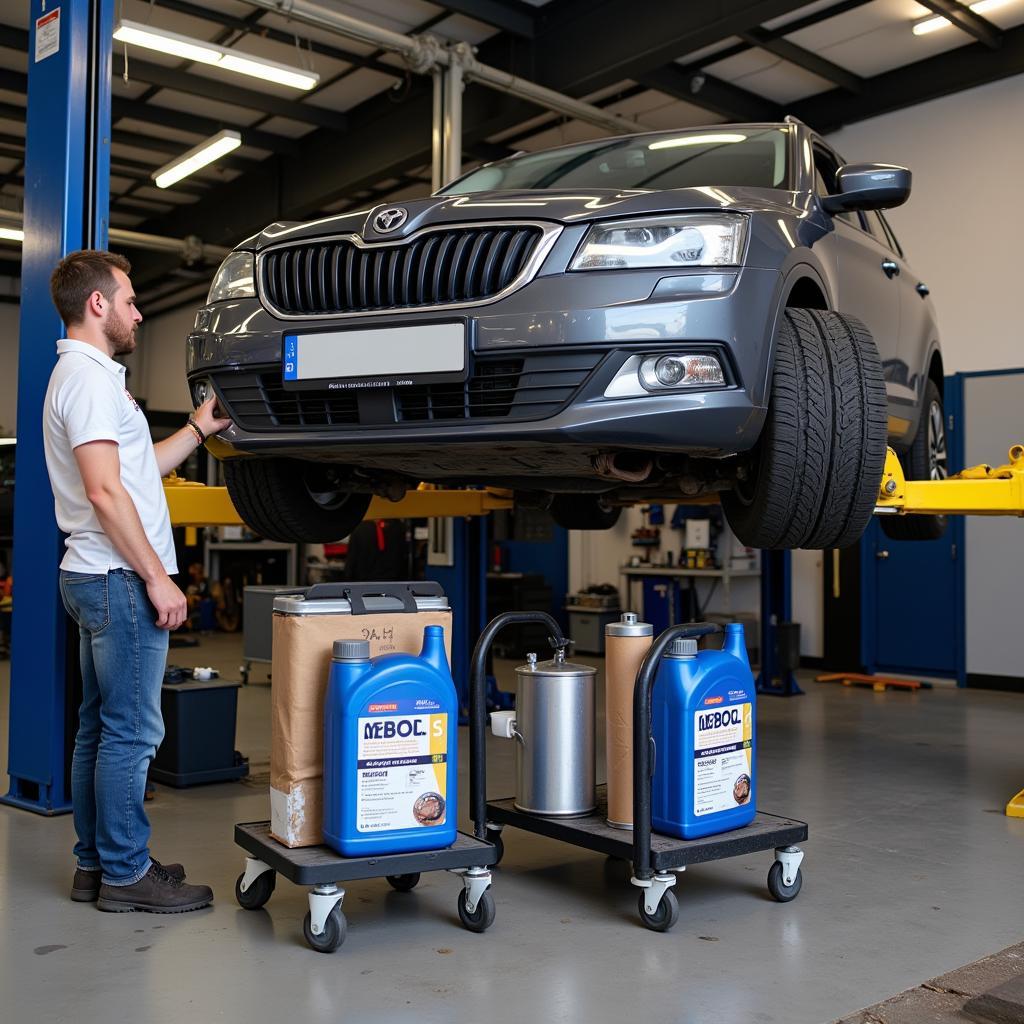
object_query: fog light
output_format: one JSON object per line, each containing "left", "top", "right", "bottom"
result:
{"left": 192, "top": 379, "right": 211, "bottom": 407}
{"left": 638, "top": 353, "right": 725, "bottom": 391}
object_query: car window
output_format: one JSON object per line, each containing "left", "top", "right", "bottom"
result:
{"left": 863, "top": 210, "right": 888, "bottom": 246}
{"left": 442, "top": 127, "right": 791, "bottom": 194}
{"left": 877, "top": 211, "right": 904, "bottom": 257}
{"left": 812, "top": 147, "right": 856, "bottom": 226}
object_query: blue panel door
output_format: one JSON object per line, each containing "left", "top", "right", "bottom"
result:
{"left": 867, "top": 518, "right": 959, "bottom": 676}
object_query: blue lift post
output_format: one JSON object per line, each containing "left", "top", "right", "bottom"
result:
{"left": 757, "top": 549, "right": 803, "bottom": 697}
{"left": 3, "top": 0, "right": 112, "bottom": 814}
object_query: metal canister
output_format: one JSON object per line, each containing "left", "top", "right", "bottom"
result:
{"left": 512, "top": 648, "right": 597, "bottom": 816}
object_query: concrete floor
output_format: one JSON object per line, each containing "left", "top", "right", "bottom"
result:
{"left": 1, "top": 634, "right": 1023, "bottom": 1024}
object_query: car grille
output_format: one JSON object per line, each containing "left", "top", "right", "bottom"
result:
{"left": 259, "top": 226, "right": 544, "bottom": 316}
{"left": 212, "top": 351, "right": 603, "bottom": 431}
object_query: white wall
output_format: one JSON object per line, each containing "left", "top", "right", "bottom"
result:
{"left": 828, "top": 74, "right": 1024, "bottom": 374}
{"left": 133, "top": 305, "right": 195, "bottom": 413}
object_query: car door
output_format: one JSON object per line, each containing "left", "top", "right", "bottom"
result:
{"left": 812, "top": 144, "right": 904, "bottom": 438}
{"left": 865, "top": 210, "right": 935, "bottom": 441}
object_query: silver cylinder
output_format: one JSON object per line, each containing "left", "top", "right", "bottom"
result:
{"left": 513, "top": 650, "right": 596, "bottom": 817}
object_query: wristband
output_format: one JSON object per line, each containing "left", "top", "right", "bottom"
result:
{"left": 187, "top": 417, "right": 206, "bottom": 445}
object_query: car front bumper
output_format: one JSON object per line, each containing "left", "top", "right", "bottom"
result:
{"left": 186, "top": 265, "right": 783, "bottom": 477}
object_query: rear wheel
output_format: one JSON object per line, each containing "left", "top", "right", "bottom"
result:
{"left": 549, "top": 494, "right": 621, "bottom": 531}
{"left": 880, "top": 378, "right": 948, "bottom": 541}
{"left": 223, "top": 458, "right": 371, "bottom": 543}
{"left": 722, "top": 308, "right": 887, "bottom": 550}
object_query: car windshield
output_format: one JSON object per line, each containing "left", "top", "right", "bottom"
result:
{"left": 442, "top": 127, "right": 790, "bottom": 194}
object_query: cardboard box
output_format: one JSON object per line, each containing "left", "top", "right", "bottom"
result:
{"left": 269, "top": 582, "right": 452, "bottom": 848}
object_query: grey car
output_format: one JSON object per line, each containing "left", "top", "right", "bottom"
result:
{"left": 186, "top": 118, "right": 945, "bottom": 547}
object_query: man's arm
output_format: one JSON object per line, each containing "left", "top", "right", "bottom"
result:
{"left": 74, "top": 440, "right": 187, "bottom": 630}
{"left": 153, "top": 396, "right": 232, "bottom": 477}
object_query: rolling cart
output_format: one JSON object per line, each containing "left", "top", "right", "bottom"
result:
{"left": 233, "top": 824, "right": 497, "bottom": 952}
{"left": 471, "top": 613, "right": 808, "bottom": 932}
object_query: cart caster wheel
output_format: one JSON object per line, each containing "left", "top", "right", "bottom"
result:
{"left": 486, "top": 830, "right": 504, "bottom": 866}
{"left": 303, "top": 906, "right": 347, "bottom": 953}
{"left": 235, "top": 869, "right": 276, "bottom": 910}
{"left": 386, "top": 873, "right": 420, "bottom": 893}
{"left": 767, "top": 861, "right": 802, "bottom": 902}
{"left": 638, "top": 889, "right": 679, "bottom": 932}
{"left": 458, "top": 888, "right": 495, "bottom": 933}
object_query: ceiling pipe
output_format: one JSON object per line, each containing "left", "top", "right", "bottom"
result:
{"left": 243, "top": 0, "right": 649, "bottom": 137}
{"left": 0, "top": 212, "right": 231, "bottom": 262}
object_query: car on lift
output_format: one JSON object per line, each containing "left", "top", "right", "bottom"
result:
{"left": 186, "top": 118, "right": 944, "bottom": 547}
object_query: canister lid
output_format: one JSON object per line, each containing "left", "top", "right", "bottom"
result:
{"left": 333, "top": 639, "right": 370, "bottom": 661}
{"left": 606, "top": 611, "right": 653, "bottom": 637}
{"left": 666, "top": 638, "right": 699, "bottom": 659}
{"left": 516, "top": 652, "right": 597, "bottom": 676}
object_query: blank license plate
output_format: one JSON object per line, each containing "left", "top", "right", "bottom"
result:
{"left": 282, "top": 322, "right": 466, "bottom": 391}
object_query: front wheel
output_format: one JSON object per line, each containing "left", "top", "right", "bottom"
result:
{"left": 303, "top": 906, "right": 347, "bottom": 953}
{"left": 457, "top": 888, "right": 496, "bottom": 933}
{"left": 722, "top": 308, "right": 887, "bottom": 550}
{"left": 767, "top": 862, "right": 803, "bottom": 903}
{"left": 637, "top": 889, "right": 679, "bottom": 932}
{"left": 223, "top": 458, "right": 371, "bottom": 543}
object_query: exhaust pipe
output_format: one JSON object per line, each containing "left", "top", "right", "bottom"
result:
{"left": 593, "top": 453, "right": 653, "bottom": 484}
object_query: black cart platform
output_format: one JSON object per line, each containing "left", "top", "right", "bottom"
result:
{"left": 233, "top": 822, "right": 498, "bottom": 952}
{"left": 486, "top": 788, "right": 807, "bottom": 872}
{"left": 470, "top": 614, "right": 810, "bottom": 932}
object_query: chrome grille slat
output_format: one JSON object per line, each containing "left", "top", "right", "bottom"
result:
{"left": 260, "top": 225, "right": 545, "bottom": 316}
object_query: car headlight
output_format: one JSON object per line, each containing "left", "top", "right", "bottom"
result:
{"left": 207, "top": 251, "right": 255, "bottom": 303}
{"left": 570, "top": 214, "right": 747, "bottom": 271}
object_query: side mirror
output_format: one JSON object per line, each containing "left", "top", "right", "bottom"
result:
{"left": 821, "top": 163, "right": 911, "bottom": 214}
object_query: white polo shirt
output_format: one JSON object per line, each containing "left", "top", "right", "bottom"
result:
{"left": 43, "top": 339, "right": 177, "bottom": 575}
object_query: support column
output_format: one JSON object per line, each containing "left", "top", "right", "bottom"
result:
{"left": 3, "top": 0, "right": 112, "bottom": 814}
{"left": 757, "top": 550, "right": 803, "bottom": 697}
{"left": 441, "top": 51, "right": 464, "bottom": 186}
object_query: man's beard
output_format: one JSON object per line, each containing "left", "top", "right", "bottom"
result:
{"left": 105, "top": 309, "right": 137, "bottom": 355}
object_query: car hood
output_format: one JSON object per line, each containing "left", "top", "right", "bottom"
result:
{"left": 249, "top": 186, "right": 803, "bottom": 249}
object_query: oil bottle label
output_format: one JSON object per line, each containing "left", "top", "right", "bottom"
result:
{"left": 356, "top": 702, "right": 448, "bottom": 833}
{"left": 693, "top": 702, "right": 753, "bottom": 816}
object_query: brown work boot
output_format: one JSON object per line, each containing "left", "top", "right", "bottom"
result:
{"left": 96, "top": 862, "right": 212, "bottom": 913}
{"left": 71, "top": 859, "right": 186, "bottom": 903}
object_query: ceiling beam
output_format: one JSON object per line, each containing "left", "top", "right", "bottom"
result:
{"left": 537, "top": 0, "right": 815, "bottom": 95}
{"left": 740, "top": 27, "right": 864, "bottom": 92}
{"left": 113, "top": 55, "right": 348, "bottom": 131}
{"left": 913, "top": 0, "right": 1002, "bottom": 48}
{"left": 435, "top": 0, "right": 537, "bottom": 37}
{"left": 791, "top": 22, "right": 1024, "bottom": 132}
{"left": 112, "top": 97, "right": 301, "bottom": 156}
{"left": 638, "top": 63, "right": 783, "bottom": 122}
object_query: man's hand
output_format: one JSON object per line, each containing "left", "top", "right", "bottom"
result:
{"left": 147, "top": 573, "right": 188, "bottom": 630}
{"left": 193, "top": 395, "right": 233, "bottom": 438}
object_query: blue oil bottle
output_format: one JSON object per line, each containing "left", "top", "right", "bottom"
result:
{"left": 322, "top": 625, "right": 457, "bottom": 857}
{"left": 651, "top": 623, "right": 756, "bottom": 840}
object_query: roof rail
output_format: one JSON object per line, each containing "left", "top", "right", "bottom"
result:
{"left": 783, "top": 114, "right": 809, "bottom": 127}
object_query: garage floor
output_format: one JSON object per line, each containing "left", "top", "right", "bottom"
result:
{"left": 1, "top": 634, "right": 1022, "bottom": 1024}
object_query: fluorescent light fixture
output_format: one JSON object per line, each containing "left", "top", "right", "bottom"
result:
{"left": 0, "top": 226, "right": 24, "bottom": 242}
{"left": 113, "top": 19, "right": 222, "bottom": 64}
{"left": 113, "top": 19, "right": 320, "bottom": 90}
{"left": 913, "top": 0, "right": 1013, "bottom": 35}
{"left": 153, "top": 130, "right": 241, "bottom": 189}
{"left": 217, "top": 52, "right": 319, "bottom": 91}
{"left": 649, "top": 133, "right": 748, "bottom": 150}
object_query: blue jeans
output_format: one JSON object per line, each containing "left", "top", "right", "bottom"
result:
{"left": 59, "top": 569, "right": 169, "bottom": 885}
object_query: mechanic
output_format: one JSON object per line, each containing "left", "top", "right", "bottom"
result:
{"left": 43, "top": 249, "right": 230, "bottom": 913}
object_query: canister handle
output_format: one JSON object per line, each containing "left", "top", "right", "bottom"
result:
{"left": 304, "top": 580, "right": 445, "bottom": 614}
{"left": 632, "top": 622, "right": 721, "bottom": 882}
{"left": 469, "top": 611, "right": 566, "bottom": 840}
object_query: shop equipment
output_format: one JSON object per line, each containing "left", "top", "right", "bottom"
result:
{"left": 604, "top": 612, "right": 653, "bottom": 830}
{"left": 475, "top": 613, "right": 807, "bottom": 932}
{"left": 490, "top": 644, "right": 597, "bottom": 817}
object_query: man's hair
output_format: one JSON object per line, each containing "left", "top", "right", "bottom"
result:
{"left": 50, "top": 250, "right": 132, "bottom": 326}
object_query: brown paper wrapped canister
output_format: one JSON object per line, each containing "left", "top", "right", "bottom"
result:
{"left": 605, "top": 612, "right": 653, "bottom": 830}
